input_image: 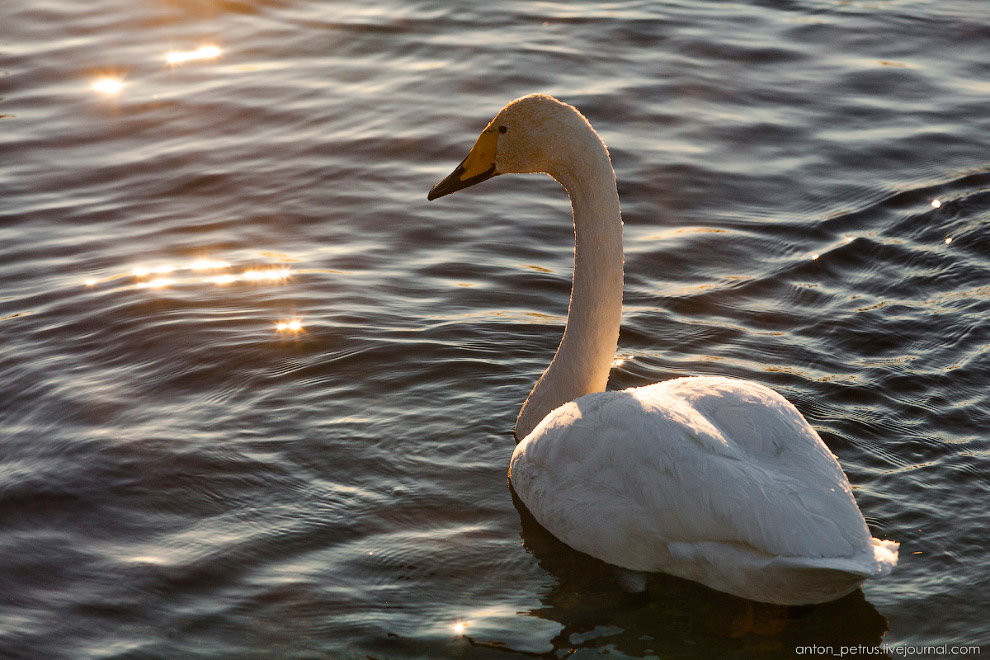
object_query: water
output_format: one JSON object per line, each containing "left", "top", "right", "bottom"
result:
{"left": 1, "top": 1, "right": 988, "bottom": 658}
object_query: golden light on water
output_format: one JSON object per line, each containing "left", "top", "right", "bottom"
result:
{"left": 931, "top": 199, "right": 942, "bottom": 209}
{"left": 82, "top": 258, "right": 293, "bottom": 291}
{"left": 243, "top": 267, "right": 292, "bottom": 282}
{"left": 90, "top": 44, "right": 220, "bottom": 100}
{"left": 200, "top": 268, "right": 293, "bottom": 286}
{"left": 166, "top": 45, "right": 221, "bottom": 65}
{"left": 190, "top": 259, "right": 232, "bottom": 271}
{"left": 138, "top": 277, "right": 177, "bottom": 289}
{"left": 84, "top": 256, "right": 305, "bottom": 338}
{"left": 275, "top": 319, "right": 304, "bottom": 333}
{"left": 445, "top": 607, "right": 514, "bottom": 639}
{"left": 86, "top": 256, "right": 304, "bottom": 339}
{"left": 612, "top": 354, "right": 633, "bottom": 368}
{"left": 92, "top": 76, "right": 124, "bottom": 95}
{"left": 133, "top": 264, "right": 177, "bottom": 277}
{"left": 207, "top": 274, "right": 239, "bottom": 285}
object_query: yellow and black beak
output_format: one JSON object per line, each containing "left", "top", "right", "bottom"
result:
{"left": 427, "top": 128, "right": 500, "bottom": 201}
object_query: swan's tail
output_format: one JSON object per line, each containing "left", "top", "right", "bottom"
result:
{"left": 869, "top": 537, "right": 899, "bottom": 579}
{"left": 664, "top": 537, "right": 899, "bottom": 604}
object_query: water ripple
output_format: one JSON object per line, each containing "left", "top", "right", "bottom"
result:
{"left": 2, "top": 0, "right": 989, "bottom": 657}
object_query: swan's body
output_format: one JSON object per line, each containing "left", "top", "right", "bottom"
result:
{"left": 428, "top": 94, "right": 897, "bottom": 605}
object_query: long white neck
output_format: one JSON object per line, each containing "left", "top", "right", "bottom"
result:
{"left": 515, "top": 143, "right": 623, "bottom": 440}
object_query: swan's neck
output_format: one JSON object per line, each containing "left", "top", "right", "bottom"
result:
{"left": 515, "top": 148, "right": 623, "bottom": 440}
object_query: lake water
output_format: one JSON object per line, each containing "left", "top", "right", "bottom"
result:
{"left": 1, "top": 1, "right": 988, "bottom": 658}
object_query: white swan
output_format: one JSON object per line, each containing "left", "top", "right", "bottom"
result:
{"left": 428, "top": 94, "right": 898, "bottom": 605}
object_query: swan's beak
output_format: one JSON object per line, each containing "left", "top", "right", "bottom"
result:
{"left": 428, "top": 129, "right": 500, "bottom": 200}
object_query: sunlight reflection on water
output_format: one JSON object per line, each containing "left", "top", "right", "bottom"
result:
{"left": 85, "top": 258, "right": 293, "bottom": 291}
{"left": 274, "top": 319, "right": 303, "bottom": 333}
{"left": 166, "top": 45, "right": 221, "bottom": 65}
{"left": 91, "top": 76, "right": 124, "bottom": 95}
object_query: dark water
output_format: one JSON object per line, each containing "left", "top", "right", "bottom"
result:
{"left": 2, "top": 1, "right": 988, "bottom": 658}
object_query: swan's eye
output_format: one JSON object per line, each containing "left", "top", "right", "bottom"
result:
{"left": 498, "top": 125, "right": 508, "bottom": 134}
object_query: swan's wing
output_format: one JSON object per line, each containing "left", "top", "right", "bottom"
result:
{"left": 509, "top": 376, "right": 879, "bottom": 573}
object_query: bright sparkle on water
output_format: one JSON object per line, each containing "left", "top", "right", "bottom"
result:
{"left": 275, "top": 319, "right": 303, "bottom": 333}
{"left": 166, "top": 46, "right": 221, "bottom": 65}
{"left": 134, "top": 265, "right": 178, "bottom": 277}
{"left": 243, "top": 268, "right": 292, "bottom": 282}
{"left": 612, "top": 354, "right": 633, "bottom": 368}
{"left": 190, "top": 259, "right": 232, "bottom": 271}
{"left": 92, "top": 77, "right": 124, "bottom": 95}
{"left": 138, "top": 277, "right": 177, "bottom": 289}
{"left": 207, "top": 274, "right": 239, "bottom": 285}
{"left": 75, "top": 259, "right": 293, "bottom": 290}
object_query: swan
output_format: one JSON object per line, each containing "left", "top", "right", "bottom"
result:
{"left": 427, "top": 94, "right": 898, "bottom": 605}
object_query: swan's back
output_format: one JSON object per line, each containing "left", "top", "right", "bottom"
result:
{"left": 509, "top": 375, "right": 898, "bottom": 605}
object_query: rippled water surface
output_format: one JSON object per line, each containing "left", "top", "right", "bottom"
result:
{"left": 2, "top": 1, "right": 989, "bottom": 658}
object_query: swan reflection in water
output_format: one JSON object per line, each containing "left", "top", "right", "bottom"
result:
{"left": 506, "top": 485, "right": 891, "bottom": 659}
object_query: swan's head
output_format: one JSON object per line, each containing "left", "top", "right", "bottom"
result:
{"left": 428, "top": 94, "right": 598, "bottom": 201}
